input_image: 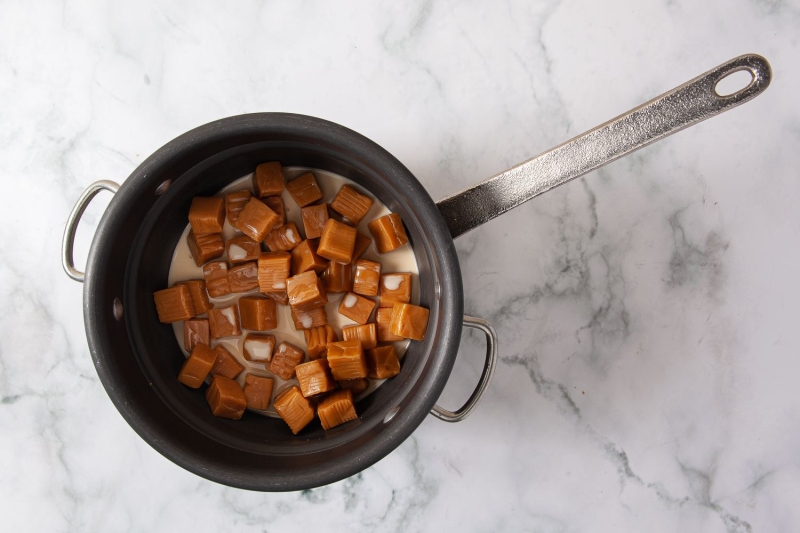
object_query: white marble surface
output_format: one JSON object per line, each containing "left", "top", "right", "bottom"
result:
{"left": 2, "top": 0, "right": 799, "bottom": 530}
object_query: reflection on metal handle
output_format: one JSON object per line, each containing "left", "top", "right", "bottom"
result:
{"left": 431, "top": 315, "right": 497, "bottom": 423}
{"left": 62, "top": 180, "right": 120, "bottom": 282}
{"left": 436, "top": 54, "right": 772, "bottom": 238}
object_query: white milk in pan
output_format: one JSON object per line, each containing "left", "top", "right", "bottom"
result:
{"left": 168, "top": 167, "right": 420, "bottom": 418}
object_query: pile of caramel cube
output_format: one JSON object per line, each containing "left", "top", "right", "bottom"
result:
{"left": 153, "top": 162, "right": 430, "bottom": 434}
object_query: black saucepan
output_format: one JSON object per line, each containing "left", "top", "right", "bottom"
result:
{"left": 62, "top": 55, "right": 770, "bottom": 491}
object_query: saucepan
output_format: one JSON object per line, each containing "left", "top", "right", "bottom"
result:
{"left": 62, "top": 54, "right": 770, "bottom": 491}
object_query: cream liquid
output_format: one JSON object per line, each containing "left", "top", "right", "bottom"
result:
{"left": 168, "top": 167, "right": 420, "bottom": 417}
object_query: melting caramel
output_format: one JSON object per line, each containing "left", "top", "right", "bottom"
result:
{"left": 389, "top": 302, "right": 429, "bottom": 341}
{"left": 367, "top": 345, "right": 401, "bottom": 379}
{"left": 154, "top": 285, "right": 195, "bottom": 323}
{"left": 206, "top": 376, "right": 247, "bottom": 420}
{"left": 317, "top": 389, "right": 358, "bottom": 430}
{"left": 327, "top": 340, "right": 368, "bottom": 380}
{"left": 368, "top": 213, "right": 408, "bottom": 253}
{"left": 304, "top": 325, "right": 337, "bottom": 360}
{"left": 285, "top": 172, "right": 323, "bottom": 207}
{"left": 238, "top": 296, "right": 278, "bottom": 331}
{"left": 232, "top": 198, "right": 280, "bottom": 242}
{"left": 342, "top": 323, "right": 377, "bottom": 350}
{"left": 202, "top": 261, "right": 231, "bottom": 298}
{"left": 257, "top": 251, "right": 291, "bottom": 293}
{"left": 187, "top": 230, "right": 225, "bottom": 267}
{"left": 318, "top": 219, "right": 357, "bottom": 264}
{"left": 338, "top": 291, "right": 376, "bottom": 325}
{"left": 178, "top": 343, "right": 216, "bottom": 388}
{"left": 210, "top": 345, "right": 245, "bottom": 380}
{"left": 287, "top": 270, "right": 328, "bottom": 312}
{"left": 295, "top": 359, "right": 336, "bottom": 397}
{"left": 254, "top": 161, "right": 285, "bottom": 198}
{"left": 273, "top": 386, "right": 314, "bottom": 434}
{"left": 353, "top": 259, "right": 381, "bottom": 297}
{"left": 330, "top": 185, "right": 374, "bottom": 225}
{"left": 189, "top": 196, "right": 225, "bottom": 235}
{"left": 301, "top": 203, "right": 329, "bottom": 240}
{"left": 243, "top": 374, "right": 274, "bottom": 411}
{"left": 269, "top": 341, "right": 305, "bottom": 380}
{"left": 208, "top": 305, "right": 241, "bottom": 339}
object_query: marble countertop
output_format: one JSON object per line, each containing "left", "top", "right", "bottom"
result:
{"left": 2, "top": 0, "right": 799, "bottom": 531}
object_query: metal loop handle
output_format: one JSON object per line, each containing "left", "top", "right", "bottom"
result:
{"left": 431, "top": 315, "right": 498, "bottom": 423}
{"left": 62, "top": 180, "right": 120, "bottom": 282}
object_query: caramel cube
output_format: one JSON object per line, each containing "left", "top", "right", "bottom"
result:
{"left": 239, "top": 297, "right": 277, "bottom": 331}
{"left": 318, "top": 389, "right": 358, "bottom": 430}
{"left": 291, "top": 306, "right": 327, "bottom": 330}
{"left": 304, "top": 325, "right": 337, "bottom": 360}
{"left": 202, "top": 261, "right": 231, "bottom": 298}
{"left": 318, "top": 219, "right": 357, "bottom": 264}
{"left": 225, "top": 235, "right": 261, "bottom": 264}
{"left": 187, "top": 230, "right": 225, "bottom": 267}
{"left": 263, "top": 196, "right": 286, "bottom": 229}
{"left": 189, "top": 196, "right": 225, "bottom": 235}
{"left": 257, "top": 252, "right": 291, "bottom": 293}
{"left": 242, "top": 333, "right": 276, "bottom": 363}
{"left": 178, "top": 343, "right": 216, "bottom": 388}
{"left": 228, "top": 261, "right": 259, "bottom": 293}
{"left": 342, "top": 323, "right": 377, "bottom": 350}
{"left": 177, "top": 279, "right": 212, "bottom": 314}
{"left": 264, "top": 222, "right": 301, "bottom": 252}
{"left": 353, "top": 259, "right": 381, "bottom": 297}
{"left": 208, "top": 305, "right": 241, "bottom": 339}
{"left": 321, "top": 260, "right": 352, "bottom": 293}
{"left": 254, "top": 161, "right": 285, "bottom": 198}
{"left": 351, "top": 232, "right": 372, "bottom": 262}
{"left": 367, "top": 345, "right": 401, "bottom": 379}
{"left": 205, "top": 376, "right": 247, "bottom": 420}
{"left": 273, "top": 386, "right": 314, "bottom": 434}
{"left": 338, "top": 378, "right": 369, "bottom": 395}
{"left": 287, "top": 271, "right": 328, "bottom": 311}
{"left": 243, "top": 374, "right": 274, "bottom": 411}
{"left": 265, "top": 291, "right": 289, "bottom": 306}
{"left": 327, "top": 340, "right": 368, "bottom": 380}
{"left": 390, "top": 302, "right": 429, "bottom": 341}
{"left": 286, "top": 172, "right": 323, "bottom": 207}
{"left": 301, "top": 204, "right": 329, "bottom": 240}
{"left": 232, "top": 198, "right": 279, "bottom": 242}
{"left": 269, "top": 341, "right": 305, "bottom": 380}
{"left": 295, "top": 359, "right": 336, "bottom": 397}
{"left": 338, "top": 292, "right": 376, "bottom": 325}
{"left": 154, "top": 285, "right": 195, "bottom": 323}
{"left": 379, "top": 273, "right": 412, "bottom": 308}
{"left": 184, "top": 318, "right": 210, "bottom": 352}
{"left": 210, "top": 345, "right": 245, "bottom": 379}
{"left": 368, "top": 213, "right": 409, "bottom": 253}
{"left": 375, "top": 307, "right": 403, "bottom": 342}
{"left": 291, "top": 239, "right": 328, "bottom": 275}
{"left": 225, "top": 190, "right": 252, "bottom": 225}
{"left": 330, "top": 185, "right": 374, "bottom": 225}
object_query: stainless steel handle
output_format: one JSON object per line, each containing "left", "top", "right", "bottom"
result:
{"left": 62, "top": 180, "right": 120, "bottom": 282}
{"left": 431, "top": 315, "right": 498, "bottom": 423}
{"left": 436, "top": 54, "right": 772, "bottom": 238}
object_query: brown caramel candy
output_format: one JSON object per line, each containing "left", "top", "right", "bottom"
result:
{"left": 243, "top": 374, "right": 274, "bottom": 411}
{"left": 327, "top": 340, "right": 368, "bottom": 380}
{"left": 342, "top": 323, "right": 377, "bottom": 350}
{"left": 154, "top": 285, "right": 195, "bottom": 323}
{"left": 295, "top": 359, "right": 336, "bottom": 397}
{"left": 353, "top": 259, "right": 381, "bottom": 297}
{"left": 254, "top": 161, "right": 285, "bottom": 198}
{"left": 321, "top": 260, "right": 352, "bottom": 293}
{"left": 242, "top": 333, "right": 276, "bottom": 363}
{"left": 375, "top": 307, "right": 403, "bottom": 342}
{"left": 301, "top": 204, "right": 329, "bottom": 240}
{"left": 202, "top": 261, "right": 231, "bottom": 298}
{"left": 318, "top": 219, "right": 357, "bottom": 264}
{"left": 273, "top": 386, "right": 314, "bottom": 434}
{"left": 239, "top": 297, "right": 277, "bottom": 331}
{"left": 177, "top": 280, "right": 212, "bottom": 314}
{"left": 208, "top": 305, "right": 241, "bottom": 339}
{"left": 286, "top": 172, "right": 323, "bottom": 207}
{"left": 390, "top": 302, "right": 430, "bottom": 341}
{"left": 287, "top": 271, "right": 328, "bottom": 312}
{"left": 263, "top": 196, "right": 286, "bottom": 228}
{"left": 210, "top": 345, "right": 245, "bottom": 379}
{"left": 184, "top": 318, "right": 210, "bottom": 351}
{"left": 291, "top": 306, "right": 327, "bottom": 330}
{"left": 367, "top": 345, "right": 401, "bottom": 379}
{"left": 265, "top": 291, "right": 289, "bottom": 306}
{"left": 338, "top": 292, "right": 376, "bottom": 325}
{"left": 228, "top": 261, "right": 259, "bottom": 293}
{"left": 269, "top": 341, "right": 305, "bottom": 380}
{"left": 264, "top": 223, "right": 301, "bottom": 252}
{"left": 257, "top": 251, "right": 291, "bottom": 293}
{"left": 291, "top": 240, "right": 328, "bottom": 275}
{"left": 178, "top": 343, "right": 216, "bottom": 388}
{"left": 379, "top": 273, "right": 412, "bottom": 308}
{"left": 317, "top": 389, "right": 358, "bottom": 430}
{"left": 304, "top": 325, "right": 337, "bottom": 360}
{"left": 225, "top": 190, "right": 252, "bottom": 225}
{"left": 338, "top": 378, "right": 369, "bottom": 395}
{"left": 330, "top": 185, "right": 374, "bottom": 225}
{"left": 187, "top": 230, "right": 225, "bottom": 267}
{"left": 225, "top": 235, "right": 260, "bottom": 264}
{"left": 189, "top": 196, "right": 225, "bottom": 235}
{"left": 368, "top": 213, "right": 409, "bottom": 253}
{"left": 205, "top": 376, "right": 247, "bottom": 420}
{"left": 232, "top": 198, "right": 279, "bottom": 242}
{"left": 352, "top": 232, "right": 372, "bottom": 262}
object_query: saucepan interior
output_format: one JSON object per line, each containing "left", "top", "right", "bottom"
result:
{"left": 83, "top": 113, "right": 463, "bottom": 491}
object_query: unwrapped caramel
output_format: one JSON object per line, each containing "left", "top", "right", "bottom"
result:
{"left": 321, "top": 260, "right": 352, "bottom": 293}
{"left": 228, "top": 261, "right": 259, "bottom": 293}
{"left": 208, "top": 305, "right": 241, "bottom": 339}
{"left": 342, "top": 323, "right": 377, "bottom": 350}
{"left": 338, "top": 292, "right": 376, "bottom": 325}
{"left": 239, "top": 297, "right": 277, "bottom": 331}
{"left": 290, "top": 306, "right": 328, "bottom": 330}
{"left": 327, "top": 340, "right": 368, "bottom": 380}
{"left": 269, "top": 341, "right": 305, "bottom": 380}
{"left": 352, "top": 232, "right": 372, "bottom": 262}
{"left": 187, "top": 230, "right": 225, "bottom": 267}
{"left": 318, "top": 219, "right": 357, "bottom": 264}
{"left": 254, "top": 161, "right": 285, "bottom": 198}
{"left": 154, "top": 285, "right": 195, "bottom": 323}
{"left": 178, "top": 343, "right": 216, "bottom": 388}
{"left": 225, "top": 190, "right": 252, "bottom": 225}
{"left": 375, "top": 307, "right": 403, "bottom": 342}
{"left": 304, "top": 325, "right": 337, "bottom": 360}
{"left": 225, "top": 235, "right": 261, "bottom": 264}
{"left": 242, "top": 333, "right": 275, "bottom": 363}
{"left": 295, "top": 359, "right": 336, "bottom": 397}
{"left": 243, "top": 374, "right": 274, "bottom": 411}
{"left": 330, "top": 185, "right": 374, "bottom": 225}
{"left": 178, "top": 279, "right": 213, "bottom": 314}
{"left": 286, "top": 172, "right": 323, "bottom": 207}
{"left": 203, "top": 261, "right": 231, "bottom": 298}
{"left": 353, "top": 259, "right": 381, "bottom": 297}
{"left": 301, "top": 203, "right": 329, "bottom": 240}
{"left": 368, "top": 213, "right": 408, "bottom": 253}
{"left": 257, "top": 251, "right": 291, "bottom": 293}
{"left": 263, "top": 196, "right": 286, "bottom": 228}
{"left": 206, "top": 376, "right": 247, "bottom": 420}
{"left": 264, "top": 222, "right": 301, "bottom": 252}
{"left": 317, "top": 389, "right": 358, "bottom": 430}
{"left": 273, "top": 386, "right": 314, "bottom": 434}
{"left": 287, "top": 270, "right": 328, "bottom": 311}
{"left": 184, "top": 318, "right": 210, "bottom": 351}
{"left": 232, "top": 198, "right": 280, "bottom": 242}
{"left": 379, "top": 273, "right": 412, "bottom": 308}
{"left": 338, "top": 378, "right": 369, "bottom": 395}
{"left": 389, "top": 302, "right": 429, "bottom": 341}
{"left": 291, "top": 239, "right": 328, "bottom": 275}
{"left": 189, "top": 196, "right": 225, "bottom": 235}
{"left": 265, "top": 291, "right": 290, "bottom": 306}
{"left": 210, "top": 345, "right": 244, "bottom": 380}
{"left": 367, "top": 345, "right": 401, "bottom": 379}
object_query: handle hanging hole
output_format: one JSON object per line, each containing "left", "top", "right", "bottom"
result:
{"left": 112, "top": 298, "right": 124, "bottom": 321}
{"left": 155, "top": 179, "right": 172, "bottom": 196}
{"left": 383, "top": 407, "right": 400, "bottom": 424}
{"left": 714, "top": 69, "right": 754, "bottom": 97}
